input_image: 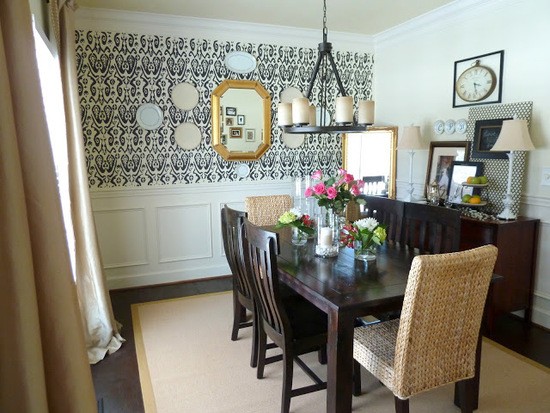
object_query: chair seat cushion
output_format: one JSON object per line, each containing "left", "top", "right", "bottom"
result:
{"left": 283, "top": 295, "right": 328, "bottom": 340}
{"left": 353, "top": 318, "right": 400, "bottom": 390}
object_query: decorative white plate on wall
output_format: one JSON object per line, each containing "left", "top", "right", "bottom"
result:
{"left": 224, "top": 51, "right": 257, "bottom": 74}
{"left": 433, "top": 120, "right": 444, "bottom": 134}
{"left": 236, "top": 163, "right": 251, "bottom": 178}
{"left": 445, "top": 119, "right": 456, "bottom": 134}
{"left": 282, "top": 132, "right": 305, "bottom": 148}
{"left": 171, "top": 82, "right": 199, "bottom": 111}
{"left": 174, "top": 123, "right": 202, "bottom": 150}
{"left": 136, "top": 103, "right": 163, "bottom": 130}
{"left": 316, "top": 107, "right": 332, "bottom": 126}
{"left": 280, "top": 87, "right": 303, "bottom": 103}
{"left": 456, "top": 118, "right": 467, "bottom": 134}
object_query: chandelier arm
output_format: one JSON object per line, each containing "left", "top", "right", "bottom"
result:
{"left": 306, "top": 51, "right": 325, "bottom": 100}
{"left": 327, "top": 52, "right": 347, "bottom": 96}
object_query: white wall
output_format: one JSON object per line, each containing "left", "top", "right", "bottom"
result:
{"left": 374, "top": 0, "right": 550, "bottom": 328}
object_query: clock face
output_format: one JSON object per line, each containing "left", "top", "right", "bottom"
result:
{"left": 455, "top": 65, "right": 496, "bottom": 102}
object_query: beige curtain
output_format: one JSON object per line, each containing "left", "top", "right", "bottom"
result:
{"left": 0, "top": 0, "right": 96, "bottom": 411}
{"left": 50, "top": 0, "right": 125, "bottom": 364}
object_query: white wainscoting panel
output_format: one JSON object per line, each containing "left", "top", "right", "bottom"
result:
{"left": 93, "top": 208, "right": 149, "bottom": 268}
{"left": 156, "top": 204, "right": 212, "bottom": 263}
{"left": 90, "top": 179, "right": 293, "bottom": 289}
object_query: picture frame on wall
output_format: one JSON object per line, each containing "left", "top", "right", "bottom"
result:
{"left": 447, "top": 161, "right": 484, "bottom": 203}
{"left": 226, "top": 107, "right": 237, "bottom": 116}
{"left": 472, "top": 118, "right": 511, "bottom": 159}
{"left": 237, "top": 115, "right": 245, "bottom": 125}
{"left": 425, "top": 141, "right": 470, "bottom": 198}
{"left": 225, "top": 117, "right": 234, "bottom": 126}
{"left": 453, "top": 50, "right": 504, "bottom": 108}
{"left": 229, "top": 127, "right": 242, "bottom": 138}
{"left": 245, "top": 129, "right": 255, "bottom": 142}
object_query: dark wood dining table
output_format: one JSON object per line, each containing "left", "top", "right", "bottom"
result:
{"left": 275, "top": 229, "right": 492, "bottom": 413}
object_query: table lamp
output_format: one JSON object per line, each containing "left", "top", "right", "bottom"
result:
{"left": 398, "top": 126, "right": 424, "bottom": 202}
{"left": 490, "top": 118, "right": 535, "bottom": 220}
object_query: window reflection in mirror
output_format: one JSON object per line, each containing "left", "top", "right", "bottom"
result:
{"left": 211, "top": 80, "right": 271, "bottom": 161}
{"left": 342, "top": 126, "right": 397, "bottom": 198}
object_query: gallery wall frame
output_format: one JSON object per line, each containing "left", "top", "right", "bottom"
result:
{"left": 425, "top": 141, "right": 470, "bottom": 198}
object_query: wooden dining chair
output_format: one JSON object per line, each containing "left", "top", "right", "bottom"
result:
{"left": 221, "top": 206, "right": 259, "bottom": 367}
{"left": 358, "top": 195, "right": 405, "bottom": 244}
{"left": 245, "top": 194, "right": 292, "bottom": 226}
{"left": 401, "top": 202, "right": 461, "bottom": 253}
{"left": 352, "top": 245, "right": 498, "bottom": 413}
{"left": 243, "top": 218, "right": 328, "bottom": 413}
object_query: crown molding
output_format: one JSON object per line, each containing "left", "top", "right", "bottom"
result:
{"left": 75, "top": 7, "right": 374, "bottom": 53}
{"left": 374, "top": 0, "right": 518, "bottom": 50}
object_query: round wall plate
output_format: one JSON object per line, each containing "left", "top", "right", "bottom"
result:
{"left": 236, "top": 163, "right": 250, "bottom": 178}
{"left": 456, "top": 118, "right": 467, "bottom": 134}
{"left": 136, "top": 103, "right": 163, "bottom": 130}
{"left": 280, "top": 87, "right": 303, "bottom": 103}
{"left": 174, "top": 123, "right": 201, "bottom": 150}
{"left": 445, "top": 119, "right": 456, "bottom": 134}
{"left": 433, "top": 120, "right": 444, "bottom": 134}
{"left": 316, "top": 107, "right": 332, "bottom": 126}
{"left": 171, "top": 82, "right": 199, "bottom": 111}
{"left": 224, "top": 51, "right": 257, "bottom": 74}
{"left": 282, "top": 132, "right": 305, "bottom": 148}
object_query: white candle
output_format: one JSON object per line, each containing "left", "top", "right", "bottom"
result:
{"left": 335, "top": 96, "right": 353, "bottom": 124}
{"left": 292, "top": 97, "right": 310, "bottom": 125}
{"left": 277, "top": 102, "right": 292, "bottom": 126}
{"left": 308, "top": 104, "right": 316, "bottom": 126}
{"left": 319, "top": 227, "right": 333, "bottom": 247}
{"left": 358, "top": 100, "right": 375, "bottom": 125}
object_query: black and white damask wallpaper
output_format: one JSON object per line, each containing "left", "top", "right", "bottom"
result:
{"left": 75, "top": 30, "right": 374, "bottom": 188}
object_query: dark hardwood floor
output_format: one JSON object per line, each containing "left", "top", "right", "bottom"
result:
{"left": 91, "top": 276, "right": 550, "bottom": 413}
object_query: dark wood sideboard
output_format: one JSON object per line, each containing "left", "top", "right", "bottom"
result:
{"left": 459, "top": 216, "right": 540, "bottom": 325}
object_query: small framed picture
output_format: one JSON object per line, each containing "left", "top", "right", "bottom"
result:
{"left": 425, "top": 141, "right": 470, "bottom": 198}
{"left": 447, "top": 161, "right": 484, "bottom": 202}
{"left": 226, "top": 107, "right": 237, "bottom": 116}
{"left": 245, "top": 129, "right": 255, "bottom": 142}
{"left": 221, "top": 134, "right": 227, "bottom": 145}
{"left": 230, "top": 127, "right": 242, "bottom": 138}
{"left": 237, "top": 114, "right": 245, "bottom": 125}
{"left": 472, "top": 118, "right": 511, "bottom": 159}
{"left": 225, "top": 117, "right": 234, "bottom": 126}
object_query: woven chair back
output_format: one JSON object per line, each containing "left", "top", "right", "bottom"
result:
{"left": 393, "top": 244, "right": 498, "bottom": 399}
{"left": 221, "top": 206, "right": 254, "bottom": 302}
{"left": 402, "top": 202, "right": 461, "bottom": 253}
{"left": 245, "top": 195, "right": 292, "bottom": 226}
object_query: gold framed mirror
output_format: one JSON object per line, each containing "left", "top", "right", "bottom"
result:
{"left": 211, "top": 80, "right": 271, "bottom": 161}
{"left": 342, "top": 126, "right": 398, "bottom": 198}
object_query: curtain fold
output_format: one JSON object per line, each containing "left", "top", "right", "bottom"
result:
{"left": 0, "top": 0, "right": 96, "bottom": 411}
{"left": 53, "top": 0, "right": 125, "bottom": 364}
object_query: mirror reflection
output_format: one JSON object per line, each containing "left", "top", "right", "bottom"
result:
{"left": 211, "top": 80, "right": 271, "bottom": 161}
{"left": 342, "top": 126, "right": 398, "bottom": 198}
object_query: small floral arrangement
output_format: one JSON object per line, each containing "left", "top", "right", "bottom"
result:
{"left": 304, "top": 168, "right": 365, "bottom": 214}
{"left": 340, "top": 217, "right": 387, "bottom": 250}
{"left": 275, "top": 208, "right": 315, "bottom": 235}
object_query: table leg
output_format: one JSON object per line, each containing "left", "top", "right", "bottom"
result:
{"left": 326, "top": 309, "right": 355, "bottom": 413}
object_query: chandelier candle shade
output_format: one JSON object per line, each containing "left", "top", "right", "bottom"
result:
{"left": 490, "top": 118, "right": 535, "bottom": 220}
{"left": 277, "top": 0, "right": 374, "bottom": 134}
{"left": 398, "top": 125, "right": 424, "bottom": 202}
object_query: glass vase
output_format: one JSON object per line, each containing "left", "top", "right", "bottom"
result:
{"left": 315, "top": 207, "right": 339, "bottom": 257}
{"left": 291, "top": 226, "right": 308, "bottom": 246}
{"left": 354, "top": 240, "right": 377, "bottom": 262}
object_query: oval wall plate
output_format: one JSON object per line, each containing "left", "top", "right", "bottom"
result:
{"left": 174, "top": 123, "right": 202, "bottom": 150}
{"left": 136, "top": 103, "right": 163, "bottom": 130}
{"left": 282, "top": 132, "right": 305, "bottom": 148}
{"left": 224, "top": 51, "right": 257, "bottom": 74}
{"left": 171, "top": 82, "right": 199, "bottom": 111}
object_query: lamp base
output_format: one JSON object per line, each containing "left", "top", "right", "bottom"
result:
{"left": 497, "top": 193, "right": 517, "bottom": 221}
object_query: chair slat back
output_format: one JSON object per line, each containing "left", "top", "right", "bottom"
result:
{"left": 221, "top": 206, "right": 254, "bottom": 301}
{"left": 393, "top": 245, "right": 498, "bottom": 399}
{"left": 243, "top": 219, "right": 289, "bottom": 344}
{"left": 402, "top": 202, "right": 461, "bottom": 253}
{"left": 245, "top": 195, "right": 292, "bottom": 226}
{"left": 359, "top": 195, "right": 405, "bottom": 244}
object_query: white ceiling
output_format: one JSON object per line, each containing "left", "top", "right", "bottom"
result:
{"left": 77, "top": 0, "right": 455, "bottom": 35}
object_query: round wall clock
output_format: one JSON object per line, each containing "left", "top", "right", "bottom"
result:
{"left": 455, "top": 60, "right": 497, "bottom": 102}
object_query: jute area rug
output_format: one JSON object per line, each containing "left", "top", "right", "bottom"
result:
{"left": 132, "top": 291, "right": 550, "bottom": 413}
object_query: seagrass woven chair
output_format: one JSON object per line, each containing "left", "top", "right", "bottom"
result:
{"left": 358, "top": 195, "right": 405, "bottom": 244}
{"left": 353, "top": 245, "right": 498, "bottom": 413}
{"left": 245, "top": 194, "right": 292, "bottom": 226}
{"left": 243, "top": 218, "right": 328, "bottom": 413}
{"left": 221, "top": 206, "right": 257, "bottom": 367}
{"left": 401, "top": 202, "right": 461, "bottom": 254}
